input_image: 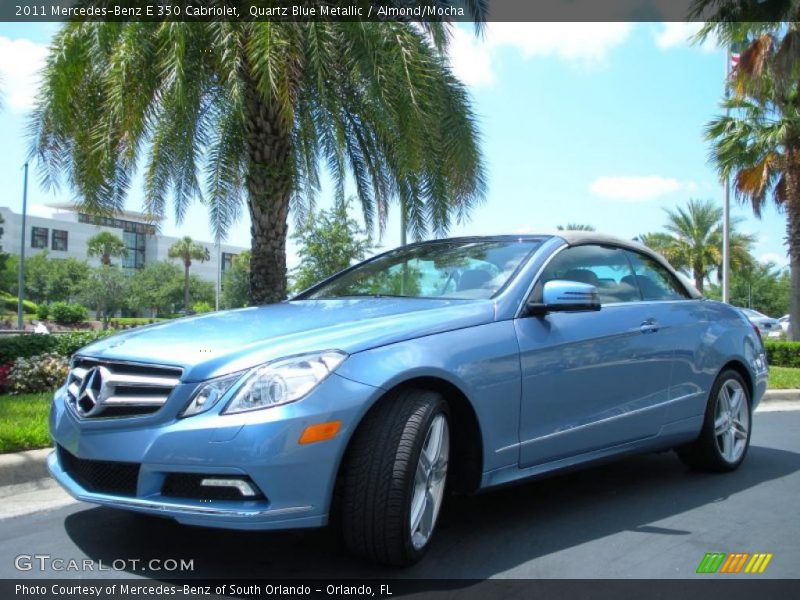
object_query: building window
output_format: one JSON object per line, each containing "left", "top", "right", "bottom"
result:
{"left": 122, "top": 230, "right": 146, "bottom": 270}
{"left": 221, "top": 252, "right": 237, "bottom": 272}
{"left": 31, "top": 227, "right": 48, "bottom": 249}
{"left": 52, "top": 229, "right": 68, "bottom": 252}
{"left": 78, "top": 213, "right": 156, "bottom": 236}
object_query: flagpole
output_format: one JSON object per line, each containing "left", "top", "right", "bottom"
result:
{"left": 215, "top": 238, "right": 221, "bottom": 311}
{"left": 16, "top": 162, "right": 28, "bottom": 330}
{"left": 722, "top": 46, "right": 732, "bottom": 304}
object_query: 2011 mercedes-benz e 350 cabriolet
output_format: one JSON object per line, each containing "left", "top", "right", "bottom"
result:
{"left": 49, "top": 232, "right": 767, "bottom": 566}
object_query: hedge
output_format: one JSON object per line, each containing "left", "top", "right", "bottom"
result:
{"left": 0, "top": 335, "right": 54, "bottom": 363}
{"left": 1, "top": 297, "right": 38, "bottom": 314}
{"left": 50, "top": 302, "right": 89, "bottom": 325}
{"left": 764, "top": 341, "right": 800, "bottom": 369}
{"left": 0, "top": 330, "right": 115, "bottom": 364}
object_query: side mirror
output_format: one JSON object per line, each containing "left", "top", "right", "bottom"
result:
{"left": 526, "top": 280, "right": 601, "bottom": 316}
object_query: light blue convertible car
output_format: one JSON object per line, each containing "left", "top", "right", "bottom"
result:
{"left": 49, "top": 233, "right": 768, "bottom": 566}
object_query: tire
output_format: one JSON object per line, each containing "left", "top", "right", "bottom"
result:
{"left": 341, "top": 388, "right": 450, "bottom": 567}
{"left": 676, "top": 369, "right": 752, "bottom": 472}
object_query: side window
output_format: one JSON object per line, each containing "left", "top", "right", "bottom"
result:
{"left": 534, "top": 245, "right": 640, "bottom": 305}
{"left": 625, "top": 251, "right": 691, "bottom": 301}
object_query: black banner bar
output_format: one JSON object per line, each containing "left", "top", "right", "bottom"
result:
{"left": 1, "top": 0, "right": 732, "bottom": 24}
{"left": 3, "top": 579, "right": 800, "bottom": 600}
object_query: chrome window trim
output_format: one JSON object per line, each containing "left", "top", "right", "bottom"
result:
{"left": 513, "top": 241, "right": 696, "bottom": 318}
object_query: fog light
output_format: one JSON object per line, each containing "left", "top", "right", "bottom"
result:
{"left": 200, "top": 478, "right": 257, "bottom": 497}
{"left": 298, "top": 421, "right": 342, "bottom": 445}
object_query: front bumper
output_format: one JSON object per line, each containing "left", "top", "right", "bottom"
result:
{"left": 48, "top": 372, "right": 380, "bottom": 530}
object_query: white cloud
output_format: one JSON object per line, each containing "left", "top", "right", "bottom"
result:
{"left": 654, "top": 22, "right": 718, "bottom": 53}
{"left": 490, "top": 23, "right": 632, "bottom": 63}
{"left": 449, "top": 27, "right": 495, "bottom": 87}
{"left": 589, "top": 175, "right": 684, "bottom": 202}
{"left": 759, "top": 252, "right": 789, "bottom": 267}
{"left": 0, "top": 36, "right": 48, "bottom": 111}
{"left": 449, "top": 23, "right": 633, "bottom": 88}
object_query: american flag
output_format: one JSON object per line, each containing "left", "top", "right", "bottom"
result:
{"left": 730, "top": 42, "right": 743, "bottom": 72}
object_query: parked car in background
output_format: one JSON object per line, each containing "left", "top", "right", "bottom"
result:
{"left": 771, "top": 314, "right": 792, "bottom": 339}
{"left": 741, "top": 308, "right": 780, "bottom": 336}
{"left": 48, "top": 233, "right": 768, "bottom": 566}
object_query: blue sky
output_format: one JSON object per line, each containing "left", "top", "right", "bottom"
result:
{"left": 0, "top": 22, "right": 789, "bottom": 270}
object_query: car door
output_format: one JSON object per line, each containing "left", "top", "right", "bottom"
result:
{"left": 622, "top": 249, "right": 708, "bottom": 424}
{"left": 515, "top": 244, "right": 675, "bottom": 468}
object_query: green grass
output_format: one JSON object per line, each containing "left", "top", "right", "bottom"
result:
{"left": 0, "top": 392, "right": 51, "bottom": 454}
{"left": 768, "top": 366, "right": 800, "bottom": 390}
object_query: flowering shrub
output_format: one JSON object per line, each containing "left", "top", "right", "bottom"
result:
{"left": 7, "top": 353, "right": 69, "bottom": 394}
{"left": 0, "top": 362, "right": 13, "bottom": 392}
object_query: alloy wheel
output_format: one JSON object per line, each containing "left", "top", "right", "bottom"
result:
{"left": 714, "top": 379, "right": 749, "bottom": 464}
{"left": 410, "top": 414, "right": 449, "bottom": 550}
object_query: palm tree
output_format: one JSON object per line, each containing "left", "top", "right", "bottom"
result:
{"left": 557, "top": 223, "right": 595, "bottom": 231}
{"left": 29, "top": 19, "right": 487, "bottom": 305}
{"left": 637, "top": 199, "right": 754, "bottom": 294}
{"left": 636, "top": 232, "right": 676, "bottom": 256}
{"left": 691, "top": 11, "right": 800, "bottom": 338}
{"left": 168, "top": 236, "right": 210, "bottom": 311}
{"left": 86, "top": 231, "right": 127, "bottom": 266}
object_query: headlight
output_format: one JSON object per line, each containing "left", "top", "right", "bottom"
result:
{"left": 181, "top": 373, "right": 242, "bottom": 417}
{"left": 222, "top": 350, "right": 347, "bottom": 415}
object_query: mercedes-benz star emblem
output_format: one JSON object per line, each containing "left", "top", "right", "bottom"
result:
{"left": 75, "top": 366, "right": 111, "bottom": 417}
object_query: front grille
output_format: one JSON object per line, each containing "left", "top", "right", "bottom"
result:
{"left": 66, "top": 357, "right": 182, "bottom": 419}
{"left": 58, "top": 446, "right": 140, "bottom": 496}
{"left": 162, "top": 474, "right": 266, "bottom": 501}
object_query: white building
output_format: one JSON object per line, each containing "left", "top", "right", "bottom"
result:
{"left": 0, "top": 204, "right": 246, "bottom": 283}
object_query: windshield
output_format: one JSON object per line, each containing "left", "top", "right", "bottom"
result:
{"left": 300, "top": 239, "right": 544, "bottom": 300}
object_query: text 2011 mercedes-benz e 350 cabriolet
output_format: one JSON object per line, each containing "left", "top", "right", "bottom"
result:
{"left": 49, "top": 232, "right": 767, "bottom": 566}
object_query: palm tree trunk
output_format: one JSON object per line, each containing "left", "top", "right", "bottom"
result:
{"left": 693, "top": 264, "right": 704, "bottom": 294}
{"left": 183, "top": 263, "right": 191, "bottom": 311}
{"left": 243, "top": 75, "right": 292, "bottom": 305}
{"left": 785, "top": 147, "right": 800, "bottom": 341}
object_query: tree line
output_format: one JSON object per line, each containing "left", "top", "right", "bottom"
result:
{"left": 0, "top": 231, "right": 236, "bottom": 327}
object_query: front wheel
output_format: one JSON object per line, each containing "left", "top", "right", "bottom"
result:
{"left": 340, "top": 389, "right": 450, "bottom": 566}
{"left": 676, "top": 369, "right": 752, "bottom": 472}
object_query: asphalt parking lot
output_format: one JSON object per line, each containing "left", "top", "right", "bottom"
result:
{"left": 1, "top": 409, "right": 798, "bottom": 580}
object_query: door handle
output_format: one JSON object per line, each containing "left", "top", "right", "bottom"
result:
{"left": 640, "top": 318, "right": 660, "bottom": 334}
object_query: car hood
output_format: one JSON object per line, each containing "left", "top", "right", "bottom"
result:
{"left": 78, "top": 298, "right": 496, "bottom": 382}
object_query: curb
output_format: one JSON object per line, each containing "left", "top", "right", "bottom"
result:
{"left": 0, "top": 447, "right": 52, "bottom": 487}
{"left": 1, "top": 390, "right": 799, "bottom": 489}
{"left": 763, "top": 389, "right": 800, "bottom": 402}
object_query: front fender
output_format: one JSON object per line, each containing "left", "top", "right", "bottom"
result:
{"left": 337, "top": 321, "right": 522, "bottom": 473}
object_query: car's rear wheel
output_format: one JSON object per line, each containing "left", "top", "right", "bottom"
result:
{"left": 340, "top": 389, "right": 450, "bottom": 566}
{"left": 676, "top": 369, "right": 752, "bottom": 472}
